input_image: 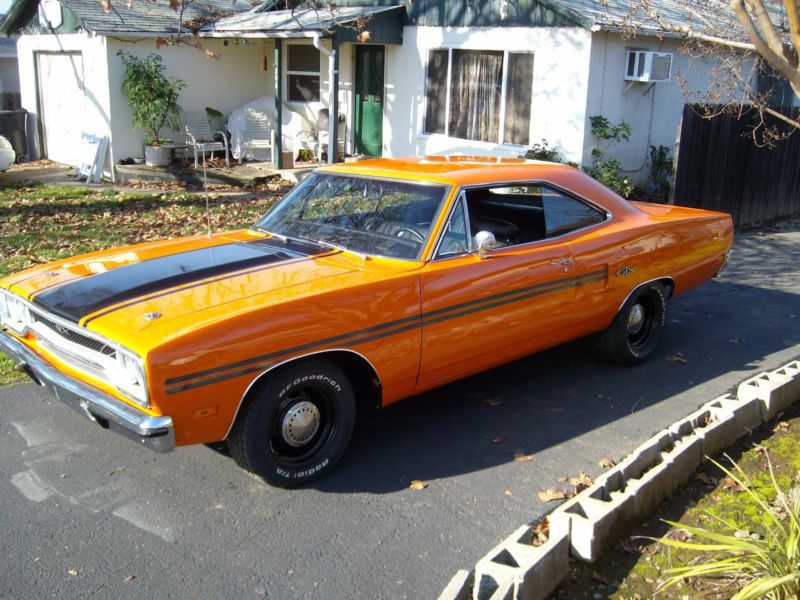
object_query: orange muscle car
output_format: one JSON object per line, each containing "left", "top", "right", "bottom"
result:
{"left": 0, "top": 157, "right": 733, "bottom": 486}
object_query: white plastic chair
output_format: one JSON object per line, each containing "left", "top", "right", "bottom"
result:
{"left": 184, "top": 110, "right": 230, "bottom": 168}
{"left": 237, "top": 108, "right": 274, "bottom": 164}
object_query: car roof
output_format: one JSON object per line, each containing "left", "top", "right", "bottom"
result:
{"left": 318, "top": 155, "right": 578, "bottom": 186}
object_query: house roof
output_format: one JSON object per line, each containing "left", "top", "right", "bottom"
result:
{"left": 205, "top": 5, "right": 405, "bottom": 42}
{"left": 0, "top": 0, "right": 254, "bottom": 36}
{"left": 562, "top": 0, "right": 754, "bottom": 38}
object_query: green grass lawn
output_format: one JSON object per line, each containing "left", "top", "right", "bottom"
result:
{"left": 0, "top": 182, "right": 289, "bottom": 385}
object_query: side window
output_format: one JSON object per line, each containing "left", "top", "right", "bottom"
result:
{"left": 540, "top": 186, "right": 605, "bottom": 237}
{"left": 463, "top": 184, "right": 605, "bottom": 248}
{"left": 436, "top": 196, "right": 470, "bottom": 258}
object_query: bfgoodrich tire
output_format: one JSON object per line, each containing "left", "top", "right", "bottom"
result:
{"left": 594, "top": 282, "right": 667, "bottom": 365}
{"left": 228, "top": 358, "right": 356, "bottom": 487}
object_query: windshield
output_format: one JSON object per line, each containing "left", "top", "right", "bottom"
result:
{"left": 256, "top": 173, "right": 448, "bottom": 260}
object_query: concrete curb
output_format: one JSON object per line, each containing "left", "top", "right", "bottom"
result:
{"left": 438, "top": 359, "right": 800, "bottom": 600}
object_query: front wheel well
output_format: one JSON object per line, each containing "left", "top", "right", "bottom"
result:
{"left": 232, "top": 350, "right": 382, "bottom": 435}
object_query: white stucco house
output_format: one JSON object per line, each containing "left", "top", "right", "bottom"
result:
{"left": 0, "top": 0, "right": 754, "bottom": 184}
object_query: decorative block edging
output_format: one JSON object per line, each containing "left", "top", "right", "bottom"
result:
{"left": 439, "top": 359, "right": 800, "bottom": 600}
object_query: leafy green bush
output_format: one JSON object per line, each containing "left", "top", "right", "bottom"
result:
{"left": 584, "top": 157, "right": 635, "bottom": 198}
{"left": 520, "top": 139, "right": 565, "bottom": 163}
{"left": 649, "top": 144, "right": 673, "bottom": 201}
{"left": 585, "top": 115, "right": 635, "bottom": 198}
{"left": 118, "top": 52, "right": 186, "bottom": 145}
{"left": 654, "top": 453, "right": 800, "bottom": 599}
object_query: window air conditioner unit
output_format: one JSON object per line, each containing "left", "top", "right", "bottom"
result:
{"left": 624, "top": 50, "right": 673, "bottom": 83}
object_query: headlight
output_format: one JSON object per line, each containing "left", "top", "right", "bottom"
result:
{"left": 109, "top": 348, "right": 149, "bottom": 408}
{"left": 0, "top": 289, "right": 33, "bottom": 335}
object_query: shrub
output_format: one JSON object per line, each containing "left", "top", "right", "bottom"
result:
{"left": 118, "top": 52, "right": 185, "bottom": 145}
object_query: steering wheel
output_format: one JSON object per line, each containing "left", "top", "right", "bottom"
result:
{"left": 362, "top": 216, "right": 384, "bottom": 232}
{"left": 394, "top": 227, "right": 425, "bottom": 243}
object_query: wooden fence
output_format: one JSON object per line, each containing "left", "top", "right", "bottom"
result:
{"left": 673, "top": 104, "right": 800, "bottom": 226}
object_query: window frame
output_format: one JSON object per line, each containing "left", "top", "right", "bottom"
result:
{"left": 422, "top": 48, "right": 534, "bottom": 146}
{"left": 430, "top": 180, "right": 611, "bottom": 262}
{"left": 286, "top": 42, "right": 321, "bottom": 104}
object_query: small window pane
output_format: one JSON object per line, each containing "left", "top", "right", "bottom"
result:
{"left": 448, "top": 49, "right": 503, "bottom": 142}
{"left": 437, "top": 197, "right": 469, "bottom": 257}
{"left": 541, "top": 187, "right": 604, "bottom": 237}
{"left": 288, "top": 74, "right": 320, "bottom": 102}
{"left": 503, "top": 53, "right": 533, "bottom": 145}
{"left": 288, "top": 45, "right": 320, "bottom": 72}
{"left": 425, "top": 50, "right": 448, "bottom": 134}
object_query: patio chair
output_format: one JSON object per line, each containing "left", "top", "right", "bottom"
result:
{"left": 236, "top": 107, "right": 274, "bottom": 164}
{"left": 296, "top": 108, "right": 345, "bottom": 162}
{"left": 184, "top": 110, "right": 230, "bottom": 168}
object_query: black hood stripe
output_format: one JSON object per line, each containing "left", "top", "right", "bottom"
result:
{"left": 81, "top": 249, "right": 341, "bottom": 326}
{"left": 164, "top": 269, "right": 607, "bottom": 394}
{"left": 32, "top": 238, "right": 327, "bottom": 323}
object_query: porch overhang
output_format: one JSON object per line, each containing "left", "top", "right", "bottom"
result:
{"left": 202, "top": 5, "right": 404, "bottom": 167}
{"left": 203, "top": 5, "right": 405, "bottom": 45}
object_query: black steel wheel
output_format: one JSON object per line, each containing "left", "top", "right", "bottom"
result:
{"left": 594, "top": 282, "right": 667, "bottom": 365}
{"left": 228, "top": 358, "right": 356, "bottom": 487}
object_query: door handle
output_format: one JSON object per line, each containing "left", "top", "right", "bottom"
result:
{"left": 549, "top": 258, "right": 572, "bottom": 265}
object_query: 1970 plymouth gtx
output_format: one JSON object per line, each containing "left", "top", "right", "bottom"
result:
{"left": 0, "top": 157, "right": 732, "bottom": 486}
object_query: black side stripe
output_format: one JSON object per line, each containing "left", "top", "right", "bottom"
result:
{"left": 81, "top": 250, "right": 341, "bottom": 326}
{"left": 164, "top": 269, "right": 606, "bottom": 394}
{"left": 163, "top": 269, "right": 602, "bottom": 387}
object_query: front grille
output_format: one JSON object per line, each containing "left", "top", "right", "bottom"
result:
{"left": 32, "top": 312, "right": 117, "bottom": 357}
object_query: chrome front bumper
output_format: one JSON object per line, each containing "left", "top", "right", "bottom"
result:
{"left": 0, "top": 330, "right": 175, "bottom": 452}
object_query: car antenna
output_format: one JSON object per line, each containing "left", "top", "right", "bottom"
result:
{"left": 203, "top": 152, "right": 212, "bottom": 238}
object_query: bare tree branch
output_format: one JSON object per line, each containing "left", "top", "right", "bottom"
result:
{"left": 730, "top": 0, "right": 800, "bottom": 95}
{"left": 743, "top": 0, "right": 786, "bottom": 56}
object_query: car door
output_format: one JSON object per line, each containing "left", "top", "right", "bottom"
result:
{"left": 417, "top": 188, "right": 581, "bottom": 389}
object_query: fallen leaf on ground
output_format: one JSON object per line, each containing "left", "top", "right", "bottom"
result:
{"left": 598, "top": 457, "right": 616, "bottom": 469}
{"left": 619, "top": 538, "right": 642, "bottom": 554}
{"left": 481, "top": 397, "right": 503, "bottom": 407}
{"left": 570, "top": 471, "right": 594, "bottom": 490}
{"left": 668, "top": 528, "right": 694, "bottom": 542}
{"left": 409, "top": 480, "right": 428, "bottom": 490}
{"left": 513, "top": 452, "right": 534, "bottom": 462}
{"left": 532, "top": 517, "right": 549, "bottom": 545}
{"left": 557, "top": 476, "right": 568, "bottom": 482}
{"left": 666, "top": 352, "right": 688, "bottom": 364}
{"left": 722, "top": 477, "right": 740, "bottom": 491}
{"left": 504, "top": 490, "right": 512, "bottom": 496}
{"left": 491, "top": 435, "right": 506, "bottom": 444}
{"left": 695, "top": 472, "right": 717, "bottom": 486}
{"left": 538, "top": 487, "right": 571, "bottom": 502}
{"left": 124, "top": 575, "right": 135, "bottom": 582}
{"left": 67, "top": 569, "right": 79, "bottom": 577}
{"left": 774, "top": 421, "right": 789, "bottom": 432}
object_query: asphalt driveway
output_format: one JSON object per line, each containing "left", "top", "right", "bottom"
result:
{"left": 1, "top": 219, "right": 799, "bottom": 599}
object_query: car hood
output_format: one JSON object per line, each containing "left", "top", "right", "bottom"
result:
{"left": 4, "top": 230, "right": 388, "bottom": 346}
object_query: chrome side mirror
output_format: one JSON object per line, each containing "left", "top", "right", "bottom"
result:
{"left": 474, "top": 230, "right": 497, "bottom": 259}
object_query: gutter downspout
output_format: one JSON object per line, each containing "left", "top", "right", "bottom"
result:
{"left": 313, "top": 33, "right": 337, "bottom": 164}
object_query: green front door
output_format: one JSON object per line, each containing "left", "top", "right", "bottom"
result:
{"left": 354, "top": 46, "right": 385, "bottom": 157}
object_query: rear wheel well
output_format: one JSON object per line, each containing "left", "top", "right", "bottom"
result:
{"left": 658, "top": 277, "right": 675, "bottom": 298}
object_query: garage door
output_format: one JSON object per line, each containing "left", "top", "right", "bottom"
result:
{"left": 36, "top": 52, "right": 85, "bottom": 166}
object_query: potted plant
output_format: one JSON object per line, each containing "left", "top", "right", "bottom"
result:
{"left": 118, "top": 52, "right": 185, "bottom": 167}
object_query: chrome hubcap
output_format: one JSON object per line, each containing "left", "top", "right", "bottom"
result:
{"left": 627, "top": 304, "right": 645, "bottom": 335}
{"left": 281, "top": 401, "right": 320, "bottom": 447}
